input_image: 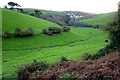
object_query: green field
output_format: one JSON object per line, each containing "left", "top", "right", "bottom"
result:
{"left": 2, "top": 8, "right": 61, "bottom": 34}
{"left": 2, "top": 8, "right": 109, "bottom": 76}
{"left": 80, "top": 13, "right": 116, "bottom": 25}
{"left": 2, "top": 27, "right": 109, "bottom": 75}
{"left": 23, "top": 8, "right": 64, "bottom": 15}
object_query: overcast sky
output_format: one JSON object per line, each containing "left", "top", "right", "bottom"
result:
{"left": 0, "top": 0, "right": 120, "bottom": 14}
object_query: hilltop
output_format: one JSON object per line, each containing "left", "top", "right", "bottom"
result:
{"left": 23, "top": 8, "right": 64, "bottom": 15}
{"left": 22, "top": 8, "right": 98, "bottom": 20}
{"left": 2, "top": 8, "right": 61, "bottom": 34}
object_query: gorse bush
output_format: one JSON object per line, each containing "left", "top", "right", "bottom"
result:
{"left": 48, "top": 27, "right": 62, "bottom": 34}
{"left": 14, "top": 27, "right": 22, "bottom": 37}
{"left": 60, "top": 56, "right": 68, "bottom": 62}
{"left": 17, "top": 59, "right": 49, "bottom": 79}
{"left": 3, "top": 31, "right": 12, "bottom": 38}
{"left": 26, "top": 59, "right": 49, "bottom": 73}
{"left": 3, "top": 27, "right": 34, "bottom": 38}
{"left": 42, "top": 26, "right": 71, "bottom": 36}
{"left": 62, "top": 26, "right": 71, "bottom": 32}
{"left": 14, "top": 27, "right": 34, "bottom": 37}
{"left": 14, "top": 27, "right": 21, "bottom": 33}
{"left": 42, "top": 28, "right": 48, "bottom": 34}
{"left": 81, "top": 53, "right": 92, "bottom": 60}
{"left": 27, "top": 28, "right": 34, "bottom": 35}
{"left": 42, "top": 26, "right": 63, "bottom": 36}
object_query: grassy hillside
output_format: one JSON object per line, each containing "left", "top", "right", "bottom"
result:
{"left": 23, "top": 8, "right": 64, "bottom": 15}
{"left": 80, "top": 12, "right": 116, "bottom": 25}
{"left": 2, "top": 27, "right": 90, "bottom": 50}
{"left": 2, "top": 8, "right": 109, "bottom": 77}
{"left": 2, "top": 8, "right": 61, "bottom": 34}
{"left": 2, "top": 27, "right": 109, "bottom": 75}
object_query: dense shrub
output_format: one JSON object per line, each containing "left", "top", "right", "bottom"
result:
{"left": 62, "top": 26, "right": 71, "bottom": 32}
{"left": 17, "top": 59, "right": 49, "bottom": 79}
{"left": 42, "top": 28, "right": 48, "bottom": 34}
{"left": 27, "top": 28, "right": 34, "bottom": 34}
{"left": 42, "top": 26, "right": 71, "bottom": 36}
{"left": 81, "top": 53, "right": 92, "bottom": 60}
{"left": 68, "top": 21, "right": 92, "bottom": 27}
{"left": 29, "top": 12, "right": 35, "bottom": 16}
{"left": 14, "top": 27, "right": 21, "bottom": 33}
{"left": 42, "top": 27, "right": 63, "bottom": 36}
{"left": 25, "top": 28, "right": 34, "bottom": 36}
{"left": 3, "top": 31, "right": 12, "bottom": 38}
{"left": 60, "top": 56, "right": 68, "bottom": 62}
{"left": 105, "top": 13, "right": 120, "bottom": 46}
{"left": 14, "top": 27, "right": 34, "bottom": 37}
{"left": 82, "top": 44, "right": 116, "bottom": 60}
{"left": 48, "top": 27, "right": 62, "bottom": 34}
{"left": 14, "top": 27, "right": 22, "bottom": 37}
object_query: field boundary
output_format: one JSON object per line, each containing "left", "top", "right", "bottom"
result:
{"left": 0, "top": 73, "right": 15, "bottom": 79}
{"left": 2, "top": 32, "right": 93, "bottom": 52}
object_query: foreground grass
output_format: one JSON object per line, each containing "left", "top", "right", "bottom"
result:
{"left": 2, "top": 27, "right": 109, "bottom": 75}
{"left": 80, "top": 13, "right": 116, "bottom": 25}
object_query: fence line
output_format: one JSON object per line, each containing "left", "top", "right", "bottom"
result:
{"left": 0, "top": 73, "right": 15, "bottom": 79}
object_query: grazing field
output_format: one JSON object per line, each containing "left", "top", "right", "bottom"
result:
{"left": 2, "top": 8, "right": 109, "bottom": 77}
{"left": 2, "top": 27, "right": 109, "bottom": 75}
{"left": 2, "top": 8, "right": 61, "bottom": 34}
{"left": 23, "top": 8, "right": 64, "bottom": 15}
{"left": 2, "top": 27, "right": 90, "bottom": 50}
{"left": 80, "top": 13, "right": 116, "bottom": 25}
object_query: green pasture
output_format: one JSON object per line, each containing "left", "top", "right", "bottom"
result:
{"left": 2, "top": 27, "right": 109, "bottom": 75}
{"left": 80, "top": 13, "right": 116, "bottom": 25}
{"left": 2, "top": 8, "right": 61, "bottom": 34}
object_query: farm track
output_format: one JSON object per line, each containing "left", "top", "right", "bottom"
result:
{"left": 2, "top": 32, "right": 93, "bottom": 52}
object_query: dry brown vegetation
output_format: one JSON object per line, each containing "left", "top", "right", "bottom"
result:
{"left": 18, "top": 48, "right": 120, "bottom": 80}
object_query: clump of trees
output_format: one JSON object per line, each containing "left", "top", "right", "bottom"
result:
{"left": 3, "top": 27, "right": 34, "bottom": 38}
{"left": 7, "top": 2, "right": 21, "bottom": 10}
{"left": 68, "top": 21, "right": 92, "bottom": 27}
{"left": 34, "top": 10, "right": 42, "bottom": 17}
{"left": 39, "top": 13, "right": 70, "bottom": 26}
{"left": 42, "top": 26, "right": 71, "bottom": 36}
{"left": 82, "top": 8, "right": 120, "bottom": 61}
{"left": 29, "top": 10, "right": 43, "bottom": 17}
{"left": 4, "top": 2, "right": 28, "bottom": 14}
